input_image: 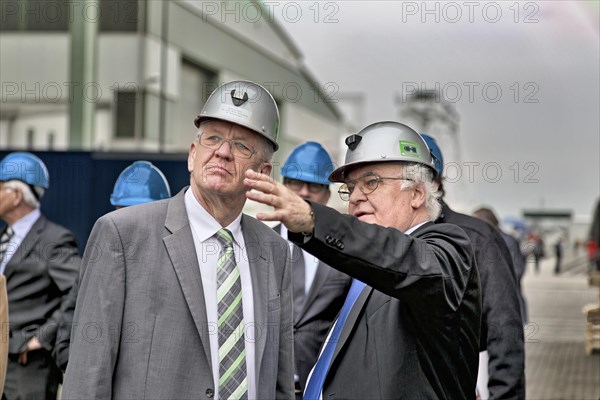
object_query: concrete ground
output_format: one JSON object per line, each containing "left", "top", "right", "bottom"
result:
{"left": 522, "top": 256, "right": 600, "bottom": 400}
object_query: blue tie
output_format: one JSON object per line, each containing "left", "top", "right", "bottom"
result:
{"left": 304, "top": 279, "right": 366, "bottom": 399}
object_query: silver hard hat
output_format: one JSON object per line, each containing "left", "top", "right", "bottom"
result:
{"left": 194, "top": 80, "right": 280, "bottom": 151}
{"left": 329, "top": 121, "right": 437, "bottom": 182}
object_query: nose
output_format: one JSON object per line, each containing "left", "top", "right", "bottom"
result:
{"left": 215, "top": 139, "right": 234, "bottom": 159}
{"left": 348, "top": 186, "right": 366, "bottom": 205}
{"left": 297, "top": 184, "right": 310, "bottom": 199}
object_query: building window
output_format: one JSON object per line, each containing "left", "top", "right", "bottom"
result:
{"left": 26, "top": 127, "right": 34, "bottom": 148}
{"left": 180, "top": 60, "right": 217, "bottom": 126}
{"left": 114, "top": 91, "right": 136, "bottom": 138}
{"left": 0, "top": 0, "right": 139, "bottom": 32}
{"left": 100, "top": 0, "right": 138, "bottom": 32}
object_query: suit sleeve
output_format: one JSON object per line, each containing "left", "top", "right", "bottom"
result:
{"left": 62, "top": 215, "right": 126, "bottom": 400}
{"left": 53, "top": 274, "right": 79, "bottom": 371}
{"left": 477, "top": 232, "right": 525, "bottom": 399}
{"left": 38, "top": 228, "right": 81, "bottom": 351}
{"left": 290, "top": 202, "right": 475, "bottom": 318}
{"left": 276, "top": 243, "right": 295, "bottom": 399}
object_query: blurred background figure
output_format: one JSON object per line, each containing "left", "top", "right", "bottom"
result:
{"left": 473, "top": 206, "right": 528, "bottom": 325}
{"left": 109, "top": 161, "right": 172, "bottom": 209}
{"left": 277, "top": 142, "right": 351, "bottom": 398}
{"left": 0, "top": 152, "right": 80, "bottom": 400}
{"left": 53, "top": 160, "right": 171, "bottom": 372}
{"left": 0, "top": 276, "right": 7, "bottom": 394}
{"left": 527, "top": 233, "right": 546, "bottom": 274}
{"left": 554, "top": 236, "right": 564, "bottom": 275}
{"left": 422, "top": 134, "right": 525, "bottom": 400}
{"left": 588, "top": 199, "right": 600, "bottom": 272}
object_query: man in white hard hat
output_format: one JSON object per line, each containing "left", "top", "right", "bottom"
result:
{"left": 63, "top": 81, "right": 294, "bottom": 399}
{"left": 245, "top": 121, "right": 481, "bottom": 399}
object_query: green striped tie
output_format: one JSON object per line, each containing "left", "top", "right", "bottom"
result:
{"left": 215, "top": 229, "right": 248, "bottom": 400}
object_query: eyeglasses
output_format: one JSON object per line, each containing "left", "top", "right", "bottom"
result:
{"left": 338, "top": 174, "right": 414, "bottom": 201}
{"left": 197, "top": 132, "right": 256, "bottom": 159}
{"left": 283, "top": 178, "right": 328, "bottom": 194}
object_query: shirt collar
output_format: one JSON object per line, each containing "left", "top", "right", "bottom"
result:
{"left": 11, "top": 208, "right": 41, "bottom": 239}
{"left": 405, "top": 220, "right": 428, "bottom": 235}
{"left": 184, "top": 188, "right": 243, "bottom": 245}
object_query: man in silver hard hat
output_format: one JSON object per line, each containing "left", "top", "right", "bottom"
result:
{"left": 63, "top": 81, "right": 294, "bottom": 399}
{"left": 245, "top": 121, "right": 481, "bottom": 399}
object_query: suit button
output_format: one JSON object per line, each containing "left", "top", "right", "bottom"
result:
{"left": 326, "top": 235, "right": 334, "bottom": 244}
{"left": 206, "top": 388, "right": 214, "bottom": 398}
{"left": 337, "top": 242, "right": 345, "bottom": 250}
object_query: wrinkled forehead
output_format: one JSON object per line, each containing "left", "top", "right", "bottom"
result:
{"left": 346, "top": 162, "right": 405, "bottom": 180}
{"left": 199, "top": 119, "right": 261, "bottom": 142}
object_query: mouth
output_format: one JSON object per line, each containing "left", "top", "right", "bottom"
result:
{"left": 207, "top": 165, "right": 233, "bottom": 175}
{"left": 353, "top": 211, "right": 370, "bottom": 219}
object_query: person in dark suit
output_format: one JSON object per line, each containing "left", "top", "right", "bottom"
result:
{"left": 53, "top": 161, "right": 172, "bottom": 371}
{"left": 473, "top": 206, "right": 528, "bottom": 325}
{"left": 422, "top": 134, "right": 525, "bottom": 399}
{"left": 0, "top": 152, "right": 80, "bottom": 400}
{"left": 245, "top": 121, "right": 481, "bottom": 399}
{"left": 0, "top": 276, "right": 7, "bottom": 394}
{"left": 276, "top": 142, "right": 352, "bottom": 397}
{"left": 62, "top": 81, "right": 294, "bottom": 399}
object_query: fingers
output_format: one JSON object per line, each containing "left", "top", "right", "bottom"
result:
{"left": 18, "top": 351, "right": 27, "bottom": 365}
{"left": 246, "top": 189, "right": 278, "bottom": 207}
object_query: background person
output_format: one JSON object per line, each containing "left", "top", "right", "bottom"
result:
{"left": 422, "top": 134, "right": 525, "bottom": 400}
{"left": 277, "top": 142, "right": 351, "bottom": 398}
{"left": 0, "top": 152, "right": 80, "bottom": 400}
{"left": 53, "top": 160, "right": 171, "bottom": 371}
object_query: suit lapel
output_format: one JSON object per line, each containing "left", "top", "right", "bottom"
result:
{"left": 297, "top": 260, "right": 331, "bottom": 325}
{"left": 3, "top": 215, "right": 45, "bottom": 281}
{"left": 242, "top": 215, "right": 269, "bottom": 382}
{"left": 163, "top": 190, "right": 212, "bottom": 374}
{"left": 331, "top": 285, "right": 372, "bottom": 364}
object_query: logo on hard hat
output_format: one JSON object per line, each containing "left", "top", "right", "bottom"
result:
{"left": 399, "top": 140, "right": 421, "bottom": 159}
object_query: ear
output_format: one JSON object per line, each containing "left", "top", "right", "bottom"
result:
{"left": 410, "top": 183, "right": 426, "bottom": 209}
{"left": 323, "top": 189, "right": 331, "bottom": 204}
{"left": 188, "top": 141, "right": 197, "bottom": 173}
{"left": 259, "top": 161, "right": 272, "bottom": 176}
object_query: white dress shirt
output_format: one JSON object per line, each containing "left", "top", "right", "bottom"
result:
{"left": 281, "top": 224, "right": 319, "bottom": 295}
{"left": 185, "top": 189, "right": 256, "bottom": 399}
{"left": 0, "top": 208, "right": 40, "bottom": 275}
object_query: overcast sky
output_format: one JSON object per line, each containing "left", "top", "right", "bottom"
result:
{"left": 275, "top": 0, "right": 599, "bottom": 220}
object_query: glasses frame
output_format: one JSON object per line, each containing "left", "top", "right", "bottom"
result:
{"left": 283, "top": 178, "right": 329, "bottom": 194}
{"left": 196, "top": 132, "right": 257, "bottom": 159}
{"left": 338, "top": 174, "right": 414, "bottom": 201}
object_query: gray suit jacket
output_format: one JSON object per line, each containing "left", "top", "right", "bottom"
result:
{"left": 62, "top": 189, "right": 294, "bottom": 399}
{"left": 274, "top": 224, "right": 351, "bottom": 390}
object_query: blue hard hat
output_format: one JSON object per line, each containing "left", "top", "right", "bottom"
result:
{"left": 0, "top": 152, "right": 50, "bottom": 188}
{"left": 110, "top": 161, "right": 171, "bottom": 207}
{"left": 420, "top": 133, "right": 444, "bottom": 177}
{"left": 281, "top": 142, "right": 334, "bottom": 185}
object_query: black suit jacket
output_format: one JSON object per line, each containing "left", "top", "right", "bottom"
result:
{"left": 437, "top": 202, "right": 525, "bottom": 399}
{"left": 290, "top": 203, "right": 481, "bottom": 400}
{"left": 3, "top": 215, "right": 80, "bottom": 355}
{"left": 274, "top": 224, "right": 351, "bottom": 389}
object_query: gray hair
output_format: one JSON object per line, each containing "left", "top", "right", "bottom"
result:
{"left": 3, "top": 180, "right": 44, "bottom": 209}
{"left": 399, "top": 163, "right": 442, "bottom": 221}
